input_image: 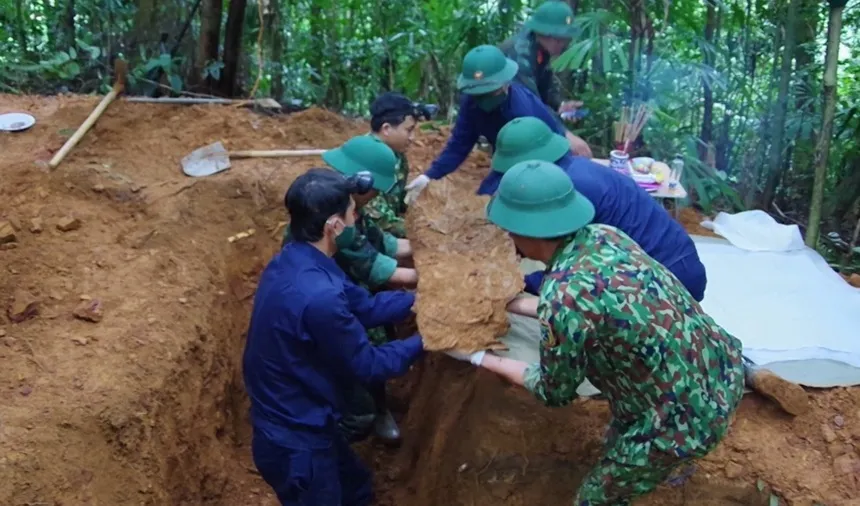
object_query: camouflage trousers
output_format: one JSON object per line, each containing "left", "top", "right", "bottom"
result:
{"left": 574, "top": 448, "right": 690, "bottom": 506}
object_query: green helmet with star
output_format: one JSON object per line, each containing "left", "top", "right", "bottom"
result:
{"left": 525, "top": 1, "right": 576, "bottom": 38}
{"left": 456, "top": 45, "right": 520, "bottom": 95}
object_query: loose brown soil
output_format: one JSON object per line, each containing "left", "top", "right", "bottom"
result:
{"left": 1, "top": 96, "right": 858, "bottom": 506}
{"left": 406, "top": 168, "right": 522, "bottom": 352}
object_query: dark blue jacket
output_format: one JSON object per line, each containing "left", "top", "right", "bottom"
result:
{"left": 479, "top": 154, "right": 702, "bottom": 297}
{"left": 243, "top": 241, "right": 423, "bottom": 448}
{"left": 425, "top": 82, "right": 566, "bottom": 182}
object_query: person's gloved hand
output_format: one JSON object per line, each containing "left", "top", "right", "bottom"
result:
{"left": 404, "top": 175, "right": 430, "bottom": 206}
{"left": 443, "top": 349, "right": 487, "bottom": 366}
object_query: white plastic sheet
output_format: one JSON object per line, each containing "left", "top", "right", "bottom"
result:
{"left": 500, "top": 232, "right": 860, "bottom": 388}
{"left": 696, "top": 235, "right": 860, "bottom": 386}
{"left": 700, "top": 210, "right": 805, "bottom": 252}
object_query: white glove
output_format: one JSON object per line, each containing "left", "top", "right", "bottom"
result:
{"left": 443, "top": 349, "right": 487, "bottom": 366}
{"left": 404, "top": 175, "right": 430, "bottom": 206}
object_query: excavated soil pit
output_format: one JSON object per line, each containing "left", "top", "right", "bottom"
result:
{"left": 0, "top": 96, "right": 858, "bottom": 506}
{"left": 0, "top": 96, "right": 367, "bottom": 505}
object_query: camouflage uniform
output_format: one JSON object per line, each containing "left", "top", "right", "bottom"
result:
{"left": 282, "top": 213, "right": 398, "bottom": 346}
{"left": 499, "top": 30, "right": 564, "bottom": 113}
{"left": 363, "top": 135, "right": 410, "bottom": 238}
{"left": 523, "top": 224, "right": 745, "bottom": 505}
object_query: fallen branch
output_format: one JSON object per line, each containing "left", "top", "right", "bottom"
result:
{"left": 125, "top": 96, "right": 281, "bottom": 109}
{"left": 135, "top": 77, "right": 222, "bottom": 99}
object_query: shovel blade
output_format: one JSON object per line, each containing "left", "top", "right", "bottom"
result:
{"left": 181, "top": 141, "right": 232, "bottom": 177}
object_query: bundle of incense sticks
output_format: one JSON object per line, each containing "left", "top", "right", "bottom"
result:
{"left": 614, "top": 104, "right": 651, "bottom": 154}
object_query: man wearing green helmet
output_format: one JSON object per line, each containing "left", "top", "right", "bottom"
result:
{"left": 445, "top": 160, "right": 808, "bottom": 505}
{"left": 284, "top": 136, "right": 416, "bottom": 292}
{"left": 405, "top": 44, "right": 591, "bottom": 205}
{"left": 499, "top": 1, "right": 582, "bottom": 118}
{"left": 283, "top": 135, "right": 417, "bottom": 443}
{"left": 482, "top": 116, "right": 708, "bottom": 302}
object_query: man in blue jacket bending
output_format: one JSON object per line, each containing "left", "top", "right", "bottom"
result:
{"left": 243, "top": 168, "right": 424, "bottom": 505}
{"left": 404, "top": 44, "right": 591, "bottom": 205}
{"left": 484, "top": 117, "right": 708, "bottom": 302}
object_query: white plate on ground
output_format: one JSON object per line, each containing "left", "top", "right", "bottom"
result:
{"left": 0, "top": 112, "right": 36, "bottom": 132}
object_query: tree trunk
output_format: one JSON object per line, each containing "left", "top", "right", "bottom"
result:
{"left": 131, "top": 0, "right": 159, "bottom": 58}
{"left": 716, "top": 30, "right": 735, "bottom": 173}
{"left": 806, "top": 0, "right": 846, "bottom": 247}
{"left": 219, "top": 0, "right": 248, "bottom": 97}
{"left": 309, "top": 3, "right": 325, "bottom": 98}
{"left": 268, "top": 0, "right": 285, "bottom": 101}
{"left": 743, "top": 28, "right": 779, "bottom": 209}
{"left": 14, "top": 0, "right": 27, "bottom": 55}
{"left": 701, "top": 0, "right": 717, "bottom": 154}
{"left": 760, "top": 0, "right": 800, "bottom": 209}
{"left": 63, "top": 0, "right": 76, "bottom": 50}
{"left": 791, "top": 0, "right": 819, "bottom": 192}
{"left": 626, "top": 0, "right": 642, "bottom": 100}
{"left": 197, "top": 0, "right": 222, "bottom": 91}
{"left": 593, "top": 0, "right": 610, "bottom": 152}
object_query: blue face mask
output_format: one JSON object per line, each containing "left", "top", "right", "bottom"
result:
{"left": 475, "top": 91, "right": 507, "bottom": 112}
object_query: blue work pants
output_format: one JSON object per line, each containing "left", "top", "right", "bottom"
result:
{"left": 252, "top": 429, "right": 372, "bottom": 506}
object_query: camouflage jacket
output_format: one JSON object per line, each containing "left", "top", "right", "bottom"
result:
{"left": 523, "top": 225, "right": 744, "bottom": 465}
{"left": 499, "top": 30, "right": 564, "bottom": 112}
{"left": 282, "top": 211, "right": 399, "bottom": 290}
{"left": 363, "top": 134, "right": 410, "bottom": 238}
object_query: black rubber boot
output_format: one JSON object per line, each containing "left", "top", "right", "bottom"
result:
{"left": 369, "top": 382, "right": 401, "bottom": 443}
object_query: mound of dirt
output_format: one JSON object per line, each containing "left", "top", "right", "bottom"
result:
{"left": 0, "top": 95, "right": 365, "bottom": 505}
{"left": 1, "top": 96, "right": 858, "bottom": 506}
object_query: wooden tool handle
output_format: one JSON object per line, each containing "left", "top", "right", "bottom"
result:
{"left": 48, "top": 89, "right": 119, "bottom": 169}
{"left": 230, "top": 149, "right": 326, "bottom": 158}
{"left": 49, "top": 59, "right": 126, "bottom": 170}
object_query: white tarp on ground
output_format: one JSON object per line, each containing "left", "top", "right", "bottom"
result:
{"left": 498, "top": 211, "right": 860, "bottom": 389}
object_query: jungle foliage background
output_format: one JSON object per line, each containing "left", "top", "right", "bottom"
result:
{"left": 0, "top": 0, "right": 859, "bottom": 269}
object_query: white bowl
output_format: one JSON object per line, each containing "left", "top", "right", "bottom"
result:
{"left": 0, "top": 112, "right": 36, "bottom": 132}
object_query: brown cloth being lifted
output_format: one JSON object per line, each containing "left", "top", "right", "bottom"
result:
{"left": 406, "top": 178, "right": 523, "bottom": 352}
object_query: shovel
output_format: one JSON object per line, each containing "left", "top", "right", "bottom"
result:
{"left": 181, "top": 141, "right": 326, "bottom": 177}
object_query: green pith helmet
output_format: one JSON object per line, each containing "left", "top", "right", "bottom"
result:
{"left": 322, "top": 135, "right": 397, "bottom": 192}
{"left": 456, "top": 45, "right": 519, "bottom": 95}
{"left": 486, "top": 160, "right": 595, "bottom": 238}
{"left": 525, "top": 1, "right": 576, "bottom": 39}
{"left": 492, "top": 117, "right": 571, "bottom": 173}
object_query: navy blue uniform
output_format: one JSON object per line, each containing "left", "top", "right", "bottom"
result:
{"left": 243, "top": 241, "right": 423, "bottom": 505}
{"left": 479, "top": 153, "right": 707, "bottom": 302}
{"left": 425, "top": 81, "right": 565, "bottom": 185}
